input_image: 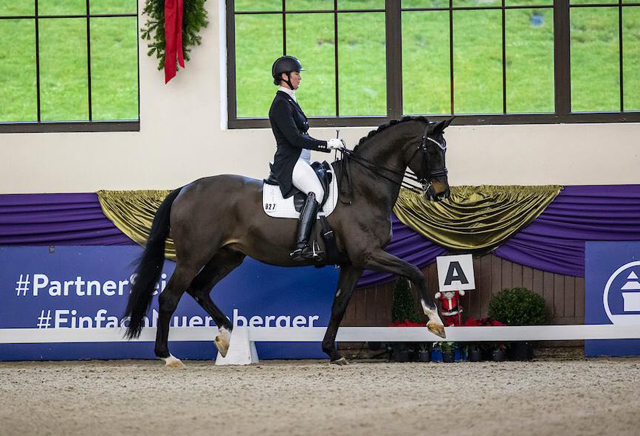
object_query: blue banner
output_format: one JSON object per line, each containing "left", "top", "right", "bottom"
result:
{"left": 0, "top": 246, "right": 339, "bottom": 361}
{"left": 585, "top": 241, "right": 640, "bottom": 356}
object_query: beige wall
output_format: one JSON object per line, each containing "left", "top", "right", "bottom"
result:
{"left": 1, "top": 0, "right": 638, "bottom": 194}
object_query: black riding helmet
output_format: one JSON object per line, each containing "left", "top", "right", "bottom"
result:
{"left": 272, "top": 56, "right": 305, "bottom": 89}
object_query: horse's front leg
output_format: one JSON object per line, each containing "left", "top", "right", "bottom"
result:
{"left": 322, "top": 264, "right": 364, "bottom": 365}
{"left": 363, "top": 249, "right": 446, "bottom": 338}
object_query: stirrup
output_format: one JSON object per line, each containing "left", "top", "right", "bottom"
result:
{"left": 290, "top": 244, "right": 323, "bottom": 261}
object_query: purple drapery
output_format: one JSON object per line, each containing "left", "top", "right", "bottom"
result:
{"left": 493, "top": 185, "right": 640, "bottom": 277}
{"left": 0, "top": 193, "right": 134, "bottom": 245}
{"left": 1, "top": 186, "right": 639, "bottom": 287}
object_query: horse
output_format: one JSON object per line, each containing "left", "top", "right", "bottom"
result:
{"left": 124, "top": 116, "right": 453, "bottom": 367}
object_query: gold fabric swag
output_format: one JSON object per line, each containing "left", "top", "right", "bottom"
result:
{"left": 97, "top": 190, "right": 176, "bottom": 259}
{"left": 393, "top": 185, "right": 562, "bottom": 252}
{"left": 98, "top": 185, "right": 562, "bottom": 259}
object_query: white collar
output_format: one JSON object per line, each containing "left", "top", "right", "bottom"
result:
{"left": 278, "top": 86, "right": 297, "bottom": 102}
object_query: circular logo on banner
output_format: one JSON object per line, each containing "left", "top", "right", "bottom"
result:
{"left": 603, "top": 260, "right": 640, "bottom": 325}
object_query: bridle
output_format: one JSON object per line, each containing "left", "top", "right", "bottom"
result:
{"left": 337, "top": 125, "right": 448, "bottom": 202}
{"left": 406, "top": 126, "right": 448, "bottom": 194}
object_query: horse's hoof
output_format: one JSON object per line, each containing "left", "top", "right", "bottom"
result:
{"left": 427, "top": 321, "right": 446, "bottom": 339}
{"left": 215, "top": 329, "right": 231, "bottom": 358}
{"left": 330, "top": 357, "right": 349, "bottom": 366}
{"left": 162, "top": 355, "right": 185, "bottom": 369}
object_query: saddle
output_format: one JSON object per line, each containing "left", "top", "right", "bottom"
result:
{"left": 264, "top": 161, "right": 333, "bottom": 212}
{"left": 262, "top": 161, "right": 342, "bottom": 265}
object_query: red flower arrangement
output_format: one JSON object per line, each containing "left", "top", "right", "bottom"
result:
{"left": 463, "top": 317, "right": 504, "bottom": 327}
{"left": 389, "top": 319, "right": 426, "bottom": 327}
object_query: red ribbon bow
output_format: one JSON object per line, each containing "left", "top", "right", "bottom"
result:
{"left": 164, "top": 0, "right": 185, "bottom": 83}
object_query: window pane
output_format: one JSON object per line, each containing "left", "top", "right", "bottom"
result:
{"left": 571, "top": 0, "right": 617, "bottom": 5}
{"left": 236, "top": 14, "right": 283, "bottom": 118}
{"left": 403, "top": 0, "right": 449, "bottom": 8}
{"left": 0, "top": 19, "right": 37, "bottom": 121}
{"left": 338, "top": 12, "right": 386, "bottom": 116}
{"left": 90, "top": 0, "right": 137, "bottom": 15}
{"left": 90, "top": 17, "right": 138, "bottom": 120}
{"left": 235, "top": 0, "right": 281, "bottom": 12}
{"left": 452, "top": 0, "right": 501, "bottom": 8}
{"left": 339, "top": 0, "right": 384, "bottom": 9}
{"left": 39, "top": 0, "right": 86, "bottom": 15}
{"left": 623, "top": 6, "right": 640, "bottom": 111}
{"left": 402, "top": 11, "right": 450, "bottom": 115}
{"left": 287, "top": 0, "right": 333, "bottom": 11}
{"left": 338, "top": 0, "right": 384, "bottom": 10}
{"left": 453, "top": 10, "right": 502, "bottom": 114}
{"left": 286, "top": 13, "right": 336, "bottom": 116}
{"left": 506, "top": 9, "right": 554, "bottom": 113}
{"left": 0, "top": 0, "right": 33, "bottom": 16}
{"left": 39, "top": 18, "right": 88, "bottom": 121}
{"left": 506, "top": 0, "right": 552, "bottom": 6}
{"left": 571, "top": 7, "right": 619, "bottom": 112}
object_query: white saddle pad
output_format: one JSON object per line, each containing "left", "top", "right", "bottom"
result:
{"left": 263, "top": 163, "right": 339, "bottom": 219}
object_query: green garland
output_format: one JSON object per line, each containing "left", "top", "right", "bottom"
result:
{"left": 141, "top": 0, "right": 209, "bottom": 71}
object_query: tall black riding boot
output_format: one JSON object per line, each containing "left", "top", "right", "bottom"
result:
{"left": 291, "top": 192, "right": 322, "bottom": 261}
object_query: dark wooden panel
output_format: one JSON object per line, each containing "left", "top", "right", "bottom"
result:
{"left": 575, "top": 276, "right": 586, "bottom": 320}
{"left": 543, "top": 271, "right": 555, "bottom": 317}
{"left": 491, "top": 255, "right": 502, "bottom": 295}
{"left": 532, "top": 268, "right": 544, "bottom": 297}
{"left": 501, "top": 258, "right": 512, "bottom": 290}
{"left": 512, "top": 262, "right": 523, "bottom": 288}
{"left": 366, "top": 285, "right": 378, "bottom": 322}
{"left": 554, "top": 273, "right": 565, "bottom": 317}
{"left": 467, "top": 257, "right": 482, "bottom": 318}
{"left": 378, "top": 282, "right": 393, "bottom": 324}
{"left": 354, "top": 288, "right": 366, "bottom": 323}
{"left": 564, "top": 276, "right": 575, "bottom": 318}
{"left": 344, "top": 287, "right": 357, "bottom": 325}
{"left": 523, "top": 266, "right": 533, "bottom": 291}
{"left": 480, "top": 254, "right": 493, "bottom": 317}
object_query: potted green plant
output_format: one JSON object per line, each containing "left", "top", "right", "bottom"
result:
{"left": 488, "top": 287, "right": 549, "bottom": 361}
{"left": 418, "top": 343, "right": 431, "bottom": 362}
{"left": 439, "top": 341, "right": 456, "bottom": 363}
{"left": 467, "top": 344, "right": 482, "bottom": 362}
{"left": 390, "top": 277, "right": 423, "bottom": 362}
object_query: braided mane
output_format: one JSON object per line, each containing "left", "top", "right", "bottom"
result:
{"left": 352, "top": 116, "right": 431, "bottom": 153}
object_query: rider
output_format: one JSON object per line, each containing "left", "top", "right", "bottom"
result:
{"left": 269, "top": 55, "right": 345, "bottom": 261}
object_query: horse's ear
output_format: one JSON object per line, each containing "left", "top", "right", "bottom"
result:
{"left": 432, "top": 117, "right": 455, "bottom": 135}
{"left": 443, "top": 116, "right": 455, "bottom": 129}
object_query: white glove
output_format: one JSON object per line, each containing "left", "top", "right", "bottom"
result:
{"left": 327, "top": 138, "right": 346, "bottom": 150}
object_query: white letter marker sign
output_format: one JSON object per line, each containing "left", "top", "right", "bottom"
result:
{"left": 436, "top": 254, "right": 476, "bottom": 292}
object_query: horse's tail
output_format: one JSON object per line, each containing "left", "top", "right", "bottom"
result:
{"left": 124, "top": 188, "right": 182, "bottom": 339}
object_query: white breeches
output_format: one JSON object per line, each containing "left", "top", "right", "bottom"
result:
{"left": 292, "top": 159, "right": 324, "bottom": 200}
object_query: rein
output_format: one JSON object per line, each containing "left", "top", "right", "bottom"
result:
{"left": 335, "top": 128, "right": 448, "bottom": 204}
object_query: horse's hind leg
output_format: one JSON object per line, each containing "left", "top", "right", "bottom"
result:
{"left": 155, "top": 263, "right": 200, "bottom": 368}
{"left": 186, "top": 248, "right": 246, "bottom": 357}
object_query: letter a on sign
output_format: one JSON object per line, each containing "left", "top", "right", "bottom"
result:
{"left": 436, "top": 254, "right": 475, "bottom": 292}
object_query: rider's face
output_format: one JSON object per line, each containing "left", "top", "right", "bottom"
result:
{"left": 282, "top": 71, "right": 301, "bottom": 90}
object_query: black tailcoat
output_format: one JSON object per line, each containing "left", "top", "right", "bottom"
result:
{"left": 269, "top": 91, "right": 329, "bottom": 198}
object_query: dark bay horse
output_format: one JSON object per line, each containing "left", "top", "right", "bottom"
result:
{"left": 124, "top": 116, "right": 453, "bottom": 367}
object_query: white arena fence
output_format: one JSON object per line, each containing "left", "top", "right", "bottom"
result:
{"left": 1, "top": 324, "right": 639, "bottom": 344}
